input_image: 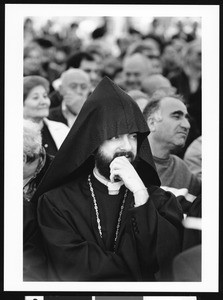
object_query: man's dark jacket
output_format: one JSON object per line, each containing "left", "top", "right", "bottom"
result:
{"left": 48, "top": 105, "right": 68, "bottom": 126}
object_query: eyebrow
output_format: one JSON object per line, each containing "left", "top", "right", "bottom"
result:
{"left": 32, "top": 92, "right": 41, "bottom": 96}
{"left": 170, "top": 110, "right": 190, "bottom": 119}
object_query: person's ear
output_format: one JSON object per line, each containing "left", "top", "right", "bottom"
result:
{"left": 23, "top": 153, "right": 27, "bottom": 164}
{"left": 58, "top": 84, "right": 64, "bottom": 96}
{"left": 147, "top": 117, "right": 156, "bottom": 132}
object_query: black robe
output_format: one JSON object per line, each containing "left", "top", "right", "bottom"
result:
{"left": 38, "top": 174, "right": 183, "bottom": 281}
{"left": 34, "top": 76, "right": 184, "bottom": 281}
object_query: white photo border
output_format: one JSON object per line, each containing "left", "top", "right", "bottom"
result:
{"left": 4, "top": 3, "right": 220, "bottom": 292}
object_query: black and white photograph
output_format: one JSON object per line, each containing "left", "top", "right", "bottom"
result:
{"left": 4, "top": 2, "right": 220, "bottom": 295}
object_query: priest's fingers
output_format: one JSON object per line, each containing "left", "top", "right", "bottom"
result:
{"left": 110, "top": 157, "right": 145, "bottom": 193}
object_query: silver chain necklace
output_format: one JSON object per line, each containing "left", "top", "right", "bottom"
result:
{"left": 88, "top": 174, "right": 128, "bottom": 252}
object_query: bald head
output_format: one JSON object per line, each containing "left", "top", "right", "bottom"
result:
{"left": 61, "top": 68, "right": 90, "bottom": 87}
{"left": 141, "top": 74, "right": 175, "bottom": 97}
{"left": 60, "top": 68, "right": 91, "bottom": 115}
{"left": 144, "top": 95, "right": 191, "bottom": 156}
{"left": 122, "top": 53, "right": 153, "bottom": 91}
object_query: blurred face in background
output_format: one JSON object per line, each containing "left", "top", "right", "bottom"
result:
{"left": 142, "top": 39, "right": 162, "bottom": 74}
{"left": 41, "top": 46, "right": 57, "bottom": 66}
{"left": 23, "top": 85, "right": 50, "bottom": 122}
{"left": 79, "top": 59, "right": 102, "bottom": 90}
{"left": 161, "top": 44, "right": 182, "bottom": 71}
{"left": 141, "top": 74, "right": 176, "bottom": 98}
{"left": 122, "top": 53, "right": 152, "bottom": 92}
{"left": 187, "top": 42, "right": 201, "bottom": 71}
{"left": 60, "top": 69, "right": 91, "bottom": 115}
{"left": 172, "top": 38, "right": 187, "bottom": 53}
{"left": 23, "top": 48, "right": 43, "bottom": 75}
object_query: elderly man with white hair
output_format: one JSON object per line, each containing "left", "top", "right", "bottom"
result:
{"left": 48, "top": 68, "right": 91, "bottom": 128}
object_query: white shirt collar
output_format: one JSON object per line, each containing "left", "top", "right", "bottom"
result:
{"left": 93, "top": 168, "right": 124, "bottom": 195}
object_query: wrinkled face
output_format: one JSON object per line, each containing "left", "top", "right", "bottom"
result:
{"left": 61, "top": 72, "right": 90, "bottom": 114}
{"left": 123, "top": 56, "right": 150, "bottom": 91}
{"left": 153, "top": 98, "right": 191, "bottom": 150}
{"left": 95, "top": 133, "right": 138, "bottom": 180}
{"left": 80, "top": 59, "right": 102, "bottom": 89}
{"left": 23, "top": 85, "right": 50, "bottom": 121}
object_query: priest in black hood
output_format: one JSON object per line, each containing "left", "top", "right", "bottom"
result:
{"left": 35, "top": 77, "right": 183, "bottom": 281}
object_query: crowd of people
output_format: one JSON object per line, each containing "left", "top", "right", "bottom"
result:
{"left": 23, "top": 16, "right": 202, "bottom": 282}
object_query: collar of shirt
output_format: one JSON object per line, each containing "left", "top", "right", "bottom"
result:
{"left": 62, "top": 101, "right": 77, "bottom": 128}
{"left": 93, "top": 168, "right": 124, "bottom": 195}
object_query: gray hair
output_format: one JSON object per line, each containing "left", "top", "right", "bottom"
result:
{"left": 23, "top": 119, "right": 42, "bottom": 163}
{"left": 143, "top": 93, "right": 184, "bottom": 122}
{"left": 60, "top": 68, "right": 90, "bottom": 86}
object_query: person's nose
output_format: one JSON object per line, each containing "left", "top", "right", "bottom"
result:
{"left": 90, "top": 71, "right": 98, "bottom": 81}
{"left": 76, "top": 85, "right": 83, "bottom": 94}
{"left": 127, "top": 74, "right": 136, "bottom": 83}
{"left": 181, "top": 117, "right": 191, "bottom": 130}
{"left": 120, "top": 135, "right": 132, "bottom": 151}
{"left": 41, "top": 96, "right": 50, "bottom": 106}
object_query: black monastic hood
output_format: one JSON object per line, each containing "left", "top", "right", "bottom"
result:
{"left": 33, "top": 77, "right": 160, "bottom": 201}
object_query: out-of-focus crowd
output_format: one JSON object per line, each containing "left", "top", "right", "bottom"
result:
{"left": 23, "top": 16, "right": 202, "bottom": 282}
{"left": 23, "top": 16, "right": 201, "bottom": 155}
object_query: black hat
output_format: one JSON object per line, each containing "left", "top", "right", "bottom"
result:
{"left": 33, "top": 77, "right": 160, "bottom": 202}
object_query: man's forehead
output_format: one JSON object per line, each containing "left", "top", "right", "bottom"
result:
{"left": 160, "top": 97, "right": 188, "bottom": 114}
{"left": 80, "top": 59, "right": 98, "bottom": 69}
{"left": 124, "top": 62, "right": 149, "bottom": 76}
{"left": 108, "top": 132, "right": 137, "bottom": 140}
{"left": 63, "top": 72, "right": 90, "bottom": 85}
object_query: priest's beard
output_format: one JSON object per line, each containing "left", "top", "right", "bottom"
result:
{"left": 94, "top": 150, "right": 136, "bottom": 181}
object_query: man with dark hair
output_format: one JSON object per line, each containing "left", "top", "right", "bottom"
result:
{"left": 66, "top": 51, "right": 102, "bottom": 90}
{"left": 143, "top": 94, "right": 201, "bottom": 214}
{"left": 66, "top": 51, "right": 94, "bottom": 69}
{"left": 35, "top": 77, "right": 183, "bottom": 281}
